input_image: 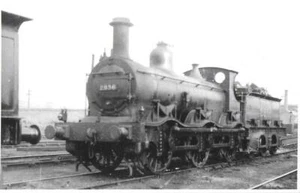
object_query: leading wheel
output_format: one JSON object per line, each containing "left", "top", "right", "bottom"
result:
{"left": 258, "top": 135, "right": 268, "bottom": 157}
{"left": 91, "top": 144, "right": 124, "bottom": 173}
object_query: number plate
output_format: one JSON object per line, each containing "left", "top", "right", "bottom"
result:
{"left": 100, "top": 84, "right": 117, "bottom": 91}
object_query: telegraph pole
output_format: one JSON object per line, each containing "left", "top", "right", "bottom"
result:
{"left": 27, "top": 89, "right": 31, "bottom": 109}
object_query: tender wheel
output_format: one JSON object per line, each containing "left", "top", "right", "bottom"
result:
{"left": 189, "top": 149, "right": 210, "bottom": 168}
{"left": 219, "top": 148, "right": 236, "bottom": 162}
{"left": 269, "top": 135, "right": 278, "bottom": 155}
{"left": 269, "top": 147, "right": 277, "bottom": 155}
{"left": 258, "top": 135, "right": 267, "bottom": 157}
{"left": 91, "top": 144, "right": 124, "bottom": 173}
{"left": 259, "top": 148, "right": 268, "bottom": 157}
{"left": 144, "top": 143, "right": 172, "bottom": 174}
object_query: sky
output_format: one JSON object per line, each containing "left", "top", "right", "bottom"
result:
{"left": 2, "top": 0, "right": 300, "bottom": 109}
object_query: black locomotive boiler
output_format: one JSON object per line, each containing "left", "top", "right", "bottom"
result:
{"left": 45, "top": 18, "right": 286, "bottom": 174}
{"left": 1, "top": 11, "right": 41, "bottom": 145}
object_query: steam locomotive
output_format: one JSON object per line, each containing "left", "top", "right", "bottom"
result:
{"left": 45, "top": 18, "right": 286, "bottom": 174}
{"left": 1, "top": 11, "right": 41, "bottom": 145}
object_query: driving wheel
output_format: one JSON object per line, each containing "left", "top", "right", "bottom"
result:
{"left": 144, "top": 143, "right": 172, "bottom": 174}
{"left": 219, "top": 148, "right": 236, "bottom": 162}
{"left": 188, "top": 149, "right": 210, "bottom": 168}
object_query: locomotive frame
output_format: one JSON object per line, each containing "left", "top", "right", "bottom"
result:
{"left": 45, "top": 17, "right": 286, "bottom": 175}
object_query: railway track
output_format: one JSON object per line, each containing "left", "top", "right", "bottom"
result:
{"left": 280, "top": 136, "right": 298, "bottom": 149}
{"left": 81, "top": 149, "right": 298, "bottom": 189}
{"left": 3, "top": 148, "right": 297, "bottom": 189}
{"left": 2, "top": 160, "right": 241, "bottom": 189}
{"left": 2, "top": 136, "right": 296, "bottom": 168}
{"left": 3, "top": 171, "right": 102, "bottom": 188}
{"left": 249, "top": 169, "right": 298, "bottom": 189}
{"left": 1, "top": 152, "right": 74, "bottom": 168}
{"left": 80, "top": 161, "right": 244, "bottom": 189}
{"left": 2, "top": 140, "right": 66, "bottom": 149}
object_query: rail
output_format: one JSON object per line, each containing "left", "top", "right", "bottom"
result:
{"left": 3, "top": 148, "right": 297, "bottom": 189}
{"left": 249, "top": 169, "right": 297, "bottom": 189}
{"left": 1, "top": 153, "right": 73, "bottom": 167}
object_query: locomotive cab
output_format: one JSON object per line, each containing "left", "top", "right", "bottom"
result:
{"left": 184, "top": 67, "right": 242, "bottom": 127}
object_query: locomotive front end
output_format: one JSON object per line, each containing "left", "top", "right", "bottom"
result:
{"left": 86, "top": 57, "right": 137, "bottom": 117}
{"left": 45, "top": 17, "right": 137, "bottom": 141}
{"left": 45, "top": 17, "right": 148, "bottom": 173}
{"left": 45, "top": 59, "right": 138, "bottom": 143}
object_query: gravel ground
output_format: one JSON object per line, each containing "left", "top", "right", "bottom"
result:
{"left": 2, "top": 161, "right": 110, "bottom": 189}
{"left": 1, "top": 149, "right": 297, "bottom": 189}
{"left": 259, "top": 171, "right": 297, "bottom": 189}
{"left": 108, "top": 152, "right": 298, "bottom": 189}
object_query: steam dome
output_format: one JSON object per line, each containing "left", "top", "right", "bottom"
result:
{"left": 150, "top": 42, "right": 173, "bottom": 71}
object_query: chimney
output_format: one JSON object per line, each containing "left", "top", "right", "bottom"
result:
{"left": 110, "top": 17, "right": 133, "bottom": 58}
{"left": 284, "top": 90, "right": 288, "bottom": 110}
